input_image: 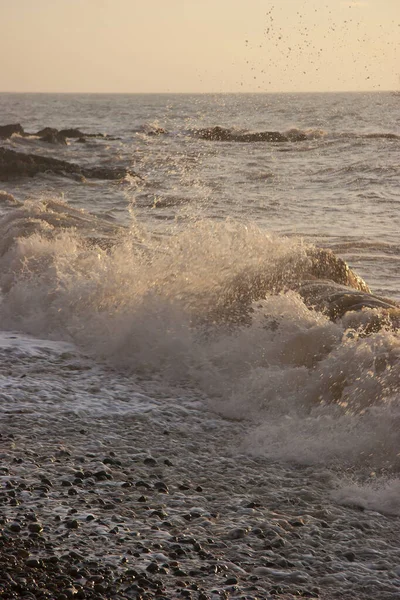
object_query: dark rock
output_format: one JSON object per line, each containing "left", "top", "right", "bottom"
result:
{"left": 103, "top": 457, "right": 122, "bottom": 466}
{"left": 25, "top": 558, "right": 42, "bottom": 568}
{"left": 36, "top": 127, "right": 67, "bottom": 145}
{"left": 194, "top": 126, "right": 290, "bottom": 143}
{"left": 0, "top": 123, "right": 24, "bottom": 138}
{"left": 154, "top": 481, "right": 169, "bottom": 493}
{"left": 65, "top": 519, "right": 79, "bottom": 530}
{"left": 0, "top": 147, "right": 137, "bottom": 182}
{"left": 146, "top": 562, "right": 159, "bottom": 574}
{"left": 27, "top": 522, "right": 43, "bottom": 533}
{"left": 59, "top": 128, "right": 85, "bottom": 138}
{"left": 178, "top": 484, "right": 190, "bottom": 490}
{"left": 144, "top": 457, "right": 157, "bottom": 466}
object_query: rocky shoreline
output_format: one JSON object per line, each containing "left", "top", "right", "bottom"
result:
{"left": 0, "top": 123, "right": 141, "bottom": 182}
{"left": 2, "top": 390, "right": 400, "bottom": 600}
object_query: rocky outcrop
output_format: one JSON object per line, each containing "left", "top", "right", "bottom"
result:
{"left": 210, "top": 247, "right": 400, "bottom": 332}
{"left": 36, "top": 128, "right": 68, "bottom": 145}
{"left": 0, "top": 148, "right": 137, "bottom": 181}
{"left": 0, "top": 123, "right": 118, "bottom": 145}
{"left": 0, "top": 123, "right": 25, "bottom": 138}
{"left": 193, "top": 126, "right": 307, "bottom": 143}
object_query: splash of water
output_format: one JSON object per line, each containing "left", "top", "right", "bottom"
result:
{"left": 0, "top": 198, "right": 399, "bottom": 473}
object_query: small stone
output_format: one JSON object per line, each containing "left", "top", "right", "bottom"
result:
{"left": 135, "top": 480, "right": 151, "bottom": 489}
{"left": 343, "top": 551, "right": 356, "bottom": 562}
{"left": 144, "top": 457, "right": 157, "bottom": 466}
{"left": 103, "top": 457, "right": 121, "bottom": 466}
{"left": 94, "top": 470, "right": 111, "bottom": 480}
{"left": 9, "top": 522, "right": 21, "bottom": 532}
{"left": 28, "top": 522, "right": 43, "bottom": 533}
{"left": 25, "top": 558, "right": 42, "bottom": 568}
{"left": 65, "top": 519, "right": 79, "bottom": 529}
{"left": 146, "top": 562, "right": 159, "bottom": 574}
{"left": 226, "top": 528, "right": 248, "bottom": 540}
{"left": 154, "top": 481, "right": 169, "bottom": 493}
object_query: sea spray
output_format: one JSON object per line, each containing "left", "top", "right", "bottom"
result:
{"left": 0, "top": 198, "right": 399, "bottom": 473}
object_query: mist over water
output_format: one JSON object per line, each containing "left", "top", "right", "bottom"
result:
{"left": 0, "top": 92, "right": 399, "bottom": 515}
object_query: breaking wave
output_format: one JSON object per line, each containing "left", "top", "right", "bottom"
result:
{"left": 0, "top": 198, "right": 399, "bottom": 473}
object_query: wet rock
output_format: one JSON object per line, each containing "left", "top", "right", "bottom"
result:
{"left": 194, "top": 126, "right": 291, "bottom": 143}
{"left": 59, "top": 128, "right": 85, "bottom": 138}
{"left": 36, "top": 127, "right": 67, "bottom": 145}
{"left": 28, "top": 522, "right": 43, "bottom": 533}
{"left": 0, "top": 123, "right": 24, "bottom": 138}
{"left": 226, "top": 527, "right": 249, "bottom": 540}
{"left": 25, "top": 557, "right": 42, "bottom": 568}
{"left": 64, "top": 519, "right": 79, "bottom": 529}
{"left": 0, "top": 147, "right": 137, "bottom": 181}
{"left": 154, "top": 481, "right": 169, "bottom": 493}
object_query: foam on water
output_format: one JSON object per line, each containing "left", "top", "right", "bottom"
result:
{"left": 0, "top": 198, "right": 399, "bottom": 488}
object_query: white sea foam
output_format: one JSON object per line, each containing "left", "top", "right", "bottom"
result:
{"left": 332, "top": 478, "right": 400, "bottom": 516}
{"left": 0, "top": 198, "right": 399, "bottom": 474}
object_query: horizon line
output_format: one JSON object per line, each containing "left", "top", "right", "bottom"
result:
{"left": 0, "top": 89, "right": 395, "bottom": 95}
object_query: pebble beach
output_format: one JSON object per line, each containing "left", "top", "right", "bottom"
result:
{"left": 1, "top": 336, "right": 400, "bottom": 600}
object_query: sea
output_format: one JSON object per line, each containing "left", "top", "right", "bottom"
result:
{"left": 0, "top": 92, "right": 399, "bottom": 515}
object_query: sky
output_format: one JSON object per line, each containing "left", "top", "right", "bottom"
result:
{"left": 1, "top": 0, "right": 399, "bottom": 93}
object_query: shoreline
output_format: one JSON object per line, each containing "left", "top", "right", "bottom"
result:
{"left": 2, "top": 386, "right": 400, "bottom": 600}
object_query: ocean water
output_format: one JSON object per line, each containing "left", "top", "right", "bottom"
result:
{"left": 0, "top": 92, "right": 399, "bottom": 514}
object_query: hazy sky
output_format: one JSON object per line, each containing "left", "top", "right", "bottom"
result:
{"left": 1, "top": 0, "right": 398, "bottom": 93}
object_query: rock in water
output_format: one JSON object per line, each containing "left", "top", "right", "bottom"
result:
{"left": 0, "top": 123, "right": 25, "bottom": 138}
{"left": 193, "top": 126, "right": 291, "bottom": 143}
{"left": 35, "top": 127, "right": 67, "bottom": 145}
{"left": 0, "top": 148, "right": 136, "bottom": 181}
{"left": 213, "top": 247, "right": 399, "bottom": 332}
